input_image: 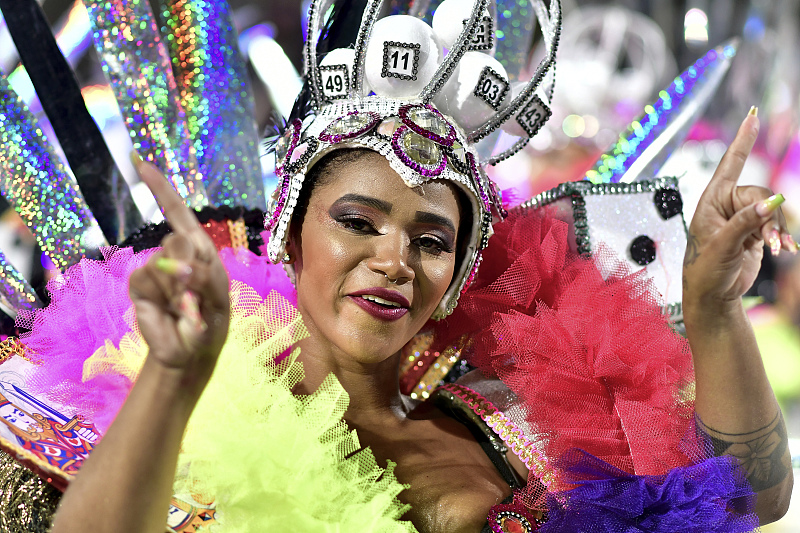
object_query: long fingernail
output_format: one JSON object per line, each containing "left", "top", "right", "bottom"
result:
{"left": 180, "top": 291, "right": 207, "bottom": 334}
{"left": 756, "top": 193, "right": 785, "bottom": 217}
{"left": 784, "top": 234, "right": 798, "bottom": 255}
{"left": 769, "top": 229, "right": 781, "bottom": 256}
{"left": 155, "top": 257, "right": 192, "bottom": 282}
{"left": 748, "top": 105, "right": 758, "bottom": 117}
{"left": 129, "top": 150, "right": 143, "bottom": 168}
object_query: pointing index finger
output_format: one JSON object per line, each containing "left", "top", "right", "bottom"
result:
{"left": 131, "top": 153, "right": 203, "bottom": 235}
{"left": 708, "top": 108, "right": 760, "bottom": 190}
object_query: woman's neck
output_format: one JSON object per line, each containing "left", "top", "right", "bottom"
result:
{"left": 293, "top": 335, "right": 410, "bottom": 427}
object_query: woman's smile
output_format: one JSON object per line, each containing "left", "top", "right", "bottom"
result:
{"left": 347, "top": 287, "right": 411, "bottom": 320}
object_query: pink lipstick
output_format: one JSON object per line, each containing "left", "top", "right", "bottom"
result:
{"left": 348, "top": 288, "right": 410, "bottom": 321}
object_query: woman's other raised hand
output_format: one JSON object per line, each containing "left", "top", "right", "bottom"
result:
{"left": 684, "top": 109, "right": 794, "bottom": 523}
{"left": 683, "top": 108, "right": 795, "bottom": 315}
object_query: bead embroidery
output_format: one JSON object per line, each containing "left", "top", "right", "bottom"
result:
{"left": 435, "top": 383, "right": 554, "bottom": 487}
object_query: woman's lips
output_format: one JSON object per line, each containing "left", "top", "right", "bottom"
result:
{"left": 347, "top": 288, "right": 410, "bottom": 321}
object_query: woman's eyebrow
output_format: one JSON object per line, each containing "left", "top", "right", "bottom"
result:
{"left": 334, "top": 194, "right": 392, "bottom": 213}
{"left": 415, "top": 211, "right": 456, "bottom": 234}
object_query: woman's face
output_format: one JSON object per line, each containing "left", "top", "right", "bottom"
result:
{"left": 290, "top": 151, "right": 461, "bottom": 366}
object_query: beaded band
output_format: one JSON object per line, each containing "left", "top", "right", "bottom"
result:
{"left": 435, "top": 383, "right": 554, "bottom": 486}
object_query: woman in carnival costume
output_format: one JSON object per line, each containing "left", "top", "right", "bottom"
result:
{"left": 0, "top": 0, "right": 794, "bottom": 531}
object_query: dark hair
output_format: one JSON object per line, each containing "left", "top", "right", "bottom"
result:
{"left": 290, "top": 148, "right": 473, "bottom": 277}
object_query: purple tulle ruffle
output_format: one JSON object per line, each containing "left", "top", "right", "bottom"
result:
{"left": 540, "top": 449, "right": 757, "bottom": 533}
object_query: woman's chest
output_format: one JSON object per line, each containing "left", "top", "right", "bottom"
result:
{"left": 360, "top": 416, "right": 515, "bottom": 533}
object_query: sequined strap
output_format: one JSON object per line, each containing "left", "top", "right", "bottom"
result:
{"left": 433, "top": 383, "right": 554, "bottom": 487}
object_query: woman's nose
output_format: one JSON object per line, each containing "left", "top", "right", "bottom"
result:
{"left": 367, "top": 233, "right": 415, "bottom": 284}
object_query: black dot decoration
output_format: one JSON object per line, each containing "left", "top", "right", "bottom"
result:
{"left": 630, "top": 235, "right": 656, "bottom": 266}
{"left": 654, "top": 187, "right": 683, "bottom": 220}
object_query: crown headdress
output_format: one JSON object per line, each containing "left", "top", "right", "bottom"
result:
{"left": 265, "top": 0, "right": 562, "bottom": 318}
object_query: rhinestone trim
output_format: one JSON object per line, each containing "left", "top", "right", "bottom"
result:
{"left": 381, "top": 41, "right": 420, "bottom": 81}
{"left": 436, "top": 383, "right": 554, "bottom": 485}
{"left": 473, "top": 66, "right": 510, "bottom": 111}
{"left": 468, "top": 0, "right": 561, "bottom": 142}
{"left": 318, "top": 64, "right": 351, "bottom": 101}
{"left": 391, "top": 126, "right": 448, "bottom": 177}
{"left": 464, "top": 14, "right": 494, "bottom": 51}
{"left": 419, "top": 0, "right": 489, "bottom": 103}
{"left": 319, "top": 111, "right": 381, "bottom": 144}
{"left": 399, "top": 103, "right": 457, "bottom": 147}
{"left": 350, "top": 0, "right": 384, "bottom": 97}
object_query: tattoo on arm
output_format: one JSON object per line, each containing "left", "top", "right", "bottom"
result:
{"left": 684, "top": 232, "right": 700, "bottom": 266}
{"left": 696, "top": 411, "right": 791, "bottom": 492}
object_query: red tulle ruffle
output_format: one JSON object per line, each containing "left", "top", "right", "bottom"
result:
{"left": 435, "top": 210, "right": 697, "bottom": 501}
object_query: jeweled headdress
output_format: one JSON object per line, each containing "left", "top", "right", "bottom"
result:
{"left": 265, "top": 0, "right": 562, "bottom": 318}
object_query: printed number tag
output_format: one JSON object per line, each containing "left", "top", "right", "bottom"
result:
{"left": 462, "top": 15, "right": 494, "bottom": 51}
{"left": 473, "top": 66, "right": 509, "bottom": 110}
{"left": 515, "top": 95, "right": 552, "bottom": 137}
{"left": 382, "top": 41, "right": 420, "bottom": 80}
{"left": 320, "top": 64, "right": 349, "bottom": 99}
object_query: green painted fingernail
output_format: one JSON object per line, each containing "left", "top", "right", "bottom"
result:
{"left": 155, "top": 257, "right": 192, "bottom": 279}
{"left": 129, "top": 150, "right": 143, "bottom": 167}
{"left": 756, "top": 194, "right": 785, "bottom": 217}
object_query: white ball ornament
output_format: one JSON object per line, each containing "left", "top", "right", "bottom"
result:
{"left": 433, "top": 51, "right": 510, "bottom": 131}
{"left": 364, "top": 15, "right": 443, "bottom": 99}
{"left": 500, "top": 82, "right": 551, "bottom": 138}
{"left": 318, "top": 48, "right": 372, "bottom": 99}
{"left": 432, "top": 0, "right": 495, "bottom": 53}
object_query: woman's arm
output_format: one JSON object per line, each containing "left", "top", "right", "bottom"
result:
{"left": 683, "top": 109, "right": 793, "bottom": 523}
{"left": 50, "top": 157, "right": 230, "bottom": 533}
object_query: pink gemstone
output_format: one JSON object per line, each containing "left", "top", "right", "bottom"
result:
{"left": 501, "top": 516, "right": 527, "bottom": 533}
{"left": 289, "top": 142, "right": 310, "bottom": 164}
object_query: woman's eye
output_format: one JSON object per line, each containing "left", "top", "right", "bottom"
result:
{"left": 416, "top": 236, "right": 453, "bottom": 255}
{"left": 338, "top": 216, "right": 374, "bottom": 233}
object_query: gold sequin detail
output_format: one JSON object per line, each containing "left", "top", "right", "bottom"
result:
{"left": 0, "top": 337, "right": 37, "bottom": 365}
{"left": 436, "top": 383, "right": 554, "bottom": 487}
{"left": 409, "top": 346, "right": 461, "bottom": 400}
{"left": 226, "top": 218, "right": 248, "bottom": 250}
{"left": 0, "top": 450, "right": 60, "bottom": 532}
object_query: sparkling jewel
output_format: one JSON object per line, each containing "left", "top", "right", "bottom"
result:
{"left": 403, "top": 106, "right": 455, "bottom": 145}
{"left": 363, "top": 15, "right": 442, "bottom": 98}
{"left": 275, "top": 132, "right": 292, "bottom": 163}
{"left": 402, "top": 131, "right": 441, "bottom": 166}
{"left": 320, "top": 112, "right": 380, "bottom": 143}
{"left": 433, "top": 51, "right": 510, "bottom": 130}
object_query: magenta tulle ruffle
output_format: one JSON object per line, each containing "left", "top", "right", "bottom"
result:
{"left": 17, "top": 246, "right": 295, "bottom": 433}
{"left": 540, "top": 449, "right": 757, "bottom": 532}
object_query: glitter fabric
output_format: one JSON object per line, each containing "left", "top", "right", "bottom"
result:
{"left": 84, "top": 0, "right": 207, "bottom": 207}
{"left": 494, "top": 0, "right": 536, "bottom": 81}
{"left": 0, "top": 250, "right": 40, "bottom": 313}
{"left": 585, "top": 41, "right": 737, "bottom": 184}
{"left": 158, "top": 0, "right": 265, "bottom": 210}
{"left": 0, "top": 75, "right": 108, "bottom": 270}
{"left": 0, "top": 450, "right": 60, "bottom": 533}
{"left": 1, "top": 0, "right": 143, "bottom": 245}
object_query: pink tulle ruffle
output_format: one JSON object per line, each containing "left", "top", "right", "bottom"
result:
{"left": 17, "top": 246, "right": 295, "bottom": 434}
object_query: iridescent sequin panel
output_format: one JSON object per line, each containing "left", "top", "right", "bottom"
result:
{"left": 84, "top": 0, "right": 208, "bottom": 207}
{"left": 585, "top": 43, "right": 737, "bottom": 184}
{"left": 159, "top": 0, "right": 265, "bottom": 210}
{"left": 0, "top": 76, "right": 107, "bottom": 270}
{"left": 0, "top": 250, "right": 40, "bottom": 314}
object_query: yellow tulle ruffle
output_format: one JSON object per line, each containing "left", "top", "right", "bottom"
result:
{"left": 175, "top": 281, "right": 416, "bottom": 532}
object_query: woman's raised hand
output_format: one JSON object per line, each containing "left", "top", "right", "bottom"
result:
{"left": 683, "top": 109, "right": 795, "bottom": 315}
{"left": 128, "top": 155, "right": 230, "bottom": 396}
